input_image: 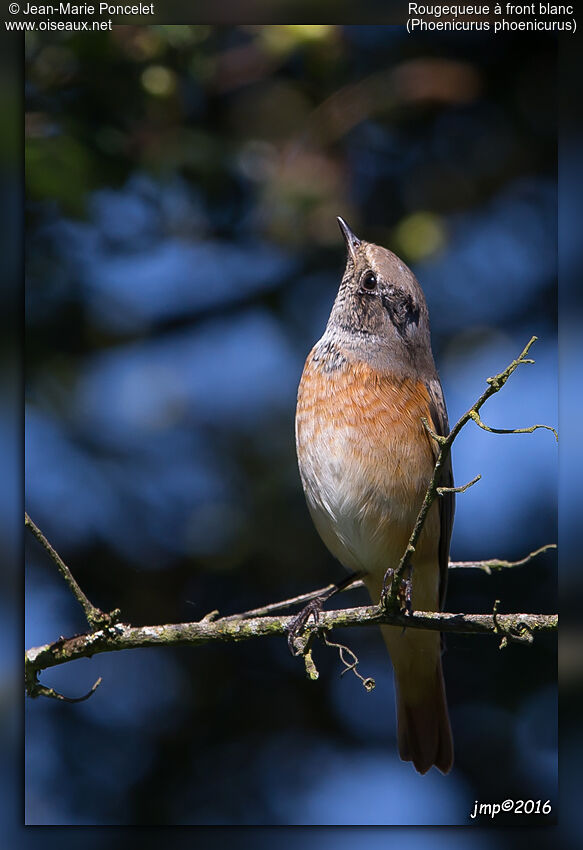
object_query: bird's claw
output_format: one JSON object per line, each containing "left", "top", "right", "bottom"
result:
{"left": 287, "top": 597, "right": 324, "bottom": 655}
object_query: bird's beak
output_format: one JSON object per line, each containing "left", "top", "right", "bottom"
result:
{"left": 337, "top": 216, "right": 361, "bottom": 264}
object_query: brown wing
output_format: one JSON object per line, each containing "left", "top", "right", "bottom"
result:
{"left": 425, "top": 377, "right": 454, "bottom": 612}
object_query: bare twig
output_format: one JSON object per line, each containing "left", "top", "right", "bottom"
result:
{"left": 322, "top": 632, "right": 376, "bottom": 692}
{"left": 437, "top": 474, "right": 481, "bottom": 496}
{"left": 469, "top": 409, "right": 558, "bottom": 441}
{"left": 218, "top": 542, "right": 556, "bottom": 621}
{"left": 219, "top": 583, "right": 340, "bottom": 620}
{"left": 25, "top": 512, "right": 118, "bottom": 630}
{"left": 27, "top": 677, "right": 103, "bottom": 703}
{"left": 449, "top": 543, "right": 557, "bottom": 575}
{"left": 382, "top": 337, "right": 557, "bottom": 611}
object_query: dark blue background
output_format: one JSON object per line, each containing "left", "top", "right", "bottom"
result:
{"left": 23, "top": 25, "right": 557, "bottom": 826}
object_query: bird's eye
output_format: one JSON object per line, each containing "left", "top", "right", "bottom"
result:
{"left": 361, "top": 271, "right": 377, "bottom": 291}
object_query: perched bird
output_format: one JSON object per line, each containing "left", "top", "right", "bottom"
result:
{"left": 295, "top": 217, "right": 454, "bottom": 774}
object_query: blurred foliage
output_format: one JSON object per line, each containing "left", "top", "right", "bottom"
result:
{"left": 25, "top": 26, "right": 557, "bottom": 827}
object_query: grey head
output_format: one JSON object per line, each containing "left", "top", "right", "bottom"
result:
{"left": 324, "top": 217, "right": 437, "bottom": 376}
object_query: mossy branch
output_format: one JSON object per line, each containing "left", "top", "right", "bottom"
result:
{"left": 25, "top": 600, "right": 557, "bottom": 699}
{"left": 24, "top": 526, "right": 557, "bottom": 701}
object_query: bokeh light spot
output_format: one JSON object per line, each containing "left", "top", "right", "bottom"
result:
{"left": 394, "top": 211, "right": 447, "bottom": 261}
{"left": 141, "top": 65, "right": 176, "bottom": 97}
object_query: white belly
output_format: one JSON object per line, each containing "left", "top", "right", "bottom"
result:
{"left": 297, "top": 419, "right": 420, "bottom": 575}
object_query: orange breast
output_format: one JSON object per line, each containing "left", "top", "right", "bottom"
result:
{"left": 296, "top": 350, "right": 440, "bottom": 582}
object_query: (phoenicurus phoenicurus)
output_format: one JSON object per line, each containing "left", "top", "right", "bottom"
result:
{"left": 295, "top": 217, "right": 454, "bottom": 774}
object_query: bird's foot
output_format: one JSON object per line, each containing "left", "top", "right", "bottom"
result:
{"left": 287, "top": 597, "right": 325, "bottom": 655}
{"left": 287, "top": 572, "right": 364, "bottom": 655}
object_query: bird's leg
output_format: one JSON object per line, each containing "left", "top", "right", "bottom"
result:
{"left": 404, "top": 564, "right": 413, "bottom": 615}
{"left": 287, "top": 571, "right": 364, "bottom": 655}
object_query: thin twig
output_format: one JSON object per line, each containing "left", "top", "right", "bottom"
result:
{"left": 449, "top": 543, "right": 557, "bottom": 575}
{"left": 219, "top": 583, "right": 339, "bottom": 621}
{"left": 322, "top": 632, "right": 376, "bottom": 692}
{"left": 437, "top": 474, "right": 481, "bottom": 496}
{"left": 383, "top": 336, "right": 556, "bottom": 611}
{"left": 469, "top": 410, "right": 558, "bottom": 441}
{"left": 25, "top": 512, "right": 117, "bottom": 629}
{"left": 29, "top": 678, "right": 103, "bottom": 703}
{"left": 203, "top": 543, "right": 556, "bottom": 622}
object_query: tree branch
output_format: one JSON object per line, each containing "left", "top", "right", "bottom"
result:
{"left": 24, "top": 533, "right": 557, "bottom": 700}
{"left": 25, "top": 604, "right": 557, "bottom": 698}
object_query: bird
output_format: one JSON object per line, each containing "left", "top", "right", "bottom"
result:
{"left": 294, "top": 216, "right": 454, "bottom": 774}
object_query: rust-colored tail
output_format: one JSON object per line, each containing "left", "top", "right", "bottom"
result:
{"left": 377, "top": 620, "right": 454, "bottom": 775}
{"left": 395, "top": 659, "right": 453, "bottom": 775}
{"left": 365, "top": 568, "right": 454, "bottom": 775}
